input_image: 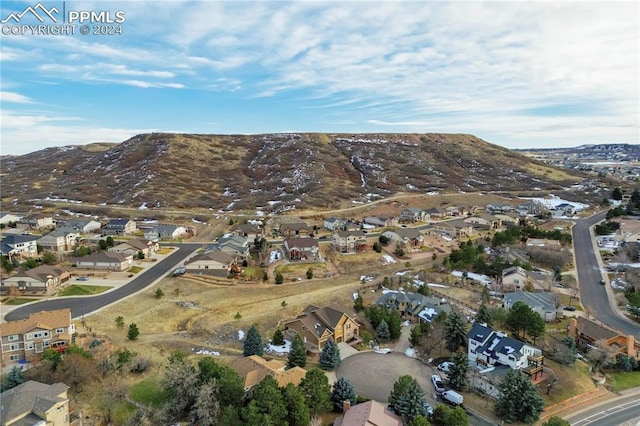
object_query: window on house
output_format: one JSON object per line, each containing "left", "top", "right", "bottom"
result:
{"left": 9, "top": 344, "right": 19, "bottom": 351}
{"left": 43, "top": 340, "right": 50, "bottom": 347}
{"left": 26, "top": 342, "right": 34, "bottom": 350}
{"left": 9, "top": 355, "right": 20, "bottom": 361}
{"left": 8, "top": 335, "right": 19, "bottom": 341}
{"left": 56, "top": 328, "right": 65, "bottom": 334}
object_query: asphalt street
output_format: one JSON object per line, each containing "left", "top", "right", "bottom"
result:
{"left": 3, "top": 243, "right": 201, "bottom": 321}
{"left": 566, "top": 392, "right": 640, "bottom": 426}
{"left": 573, "top": 212, "right": 640, "bottom": 339}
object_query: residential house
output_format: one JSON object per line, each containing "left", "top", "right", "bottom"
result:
{"left": 334, "top": 400, "right": 402, "bottom": 426}
{"left": 101, "top": 219, "right": 137, "bottom": 236}
{"left": 497, "top": 247, "right": 530, "bottom": 265}
{"left": 0, "top": 212, "right": 22, "bottom": 225}
{"left": 323, "top": 217, "right": 348, "bottom": 231}
{"left": 464, "top": 214, "right": 502, "bottom": 230}
{"left": 0, "top": 381, "right": 70, "bottom": 426}
{"left": 20, "top": 214, "right": 54, "bottom": 230}
{"left": 1, "top": 265, "right": 71, "bottom": 295}
{"left": 62, "top": 218, "right": 102, "bottom": 234}
{"left": 230, "top": 355, "right": 307, "bottom": 391}
{"left": 209, "top": 234, "right": 250, "bottom": 258}
{"left": 467, "top": 323, "right": 544, "bottom": 379}
{"left": 551, "top": 203, "right": 578, "bottom": 216}
{"left": 144, "top": 224, "right": 188, "bottom": 241}
{"left": 517, "top": 201, "right": 545, "bottom": 216}
{"left": 363, "top": 216, "right": 399, "bottom": 228}
{"left": 283, "top": 305, "right": 360, "bottom": 352}
{"left": 501, "top": 266, "right": 528, "bottom": 290}
{"left": 382, "top": 228, "right": 424, "bottom": 250}
{"left": 108, "top": 238, "right": 158, "bottom": 257}
{"left": 470, "top": 364, "right": 512, "bottom": 399}
{"left": 333, "top": 230, "right": 368, "bottom": 253}
{"left": 616, "top": 218, "right": 640, "bottom": 243}
{"left": 430, "top": 221, "right": 473, "bottom": 239}
{"left": 184, "top": 251, "right": 239, "bottom": 277}
{"left": 375, "top": 291, "right": 452, "bottom": 322}
{"left": 503, "top": 291, "right": 561, "bottom": 322}
{"left": 1, "top": 309, "right": 75, "bottom": 365}
{"left": 284, "top": 237, "right": 320, "bottom": 261}
{"left": 0, "top": 234, "right": 38, "bottom": 260}
{"left": 568, "top": 317, "right": 639, "bottom": 360}
{"left": 233, "top": 223, "right": 265, "bottom": 240}
{"left": 446, "top": 205, "right": 464, "bottom": 217}
{"left": 279, "top": 222, "right": 312, "bottom": 237}
{"left": 73, "top": 252, "right": 133, "bottom": 271}
{"left": 486, "top": 203, "right": 512, "bottom": 214}
{"left": 37, "top": 228, "right": 79, "bottom": 252}
{"left": 425, "top": 207, "right": 444, "bottom": 218}
{"left": 494, "top": 213, "right": 520, "bottom": 226}
{"left": 400, "top": 207, "right": 428, "bottom": 222}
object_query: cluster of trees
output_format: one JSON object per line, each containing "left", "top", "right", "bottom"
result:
{"left": 365, "top": 305, "right": 402, "bottom": 341}
{"left": 595, "top": 221, "right": 621, "bottom": 236}
{"left": 505, "top": 301, "right": 546, "bottom": 344}
{"left": 442, "top": 240, "right": 525, "bottom": 278}
{"left": 159, "top": 351, "right": 354, "bottom": 425}
{"left": 492, "top": 225, "right": 572, "bottom": 247}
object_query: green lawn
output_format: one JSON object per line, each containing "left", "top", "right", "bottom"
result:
{"left": 609, "top": 371, "right": 640, "bottom": 392}
{"left": 58, "top": 285, "right": 111, "bottom": 296}
{"left": 542, "top": 359, "right": 596, "bottom": 406}
{"left": 3, "top": 297, "right": 38, "bottom": 305}
{"left": 129, "top": 376, "right": 169, "bottom": 408}
{"left": 559, "top": 294, "right": 583, "bottom": 311}
{"left": 127, "top": 266, "right": 144, "bottom": 273}
{"left": 111, "top": 401, "right": 137, "bottom": 424}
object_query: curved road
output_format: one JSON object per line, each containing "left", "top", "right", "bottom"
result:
{"left": 3, "top": 243, "right": 201, "bottom": 321}
{"left": 573, "top": 212, "right": 640, "bottom": 339}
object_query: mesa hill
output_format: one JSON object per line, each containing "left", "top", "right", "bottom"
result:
{"left": 1, "top": 133, "right": 583, "bottom": 211}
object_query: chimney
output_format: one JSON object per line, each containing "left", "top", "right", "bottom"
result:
{"left": 628, "top": 335, "right": 636, "bottom": 358}
{"left": 568, "top": 318, "right": 578, "bottom": 339}
{"left": 342, "top": 400, "right": 351, "bottom": 412}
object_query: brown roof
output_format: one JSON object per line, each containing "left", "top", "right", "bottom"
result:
{"left": 285, "top": 305, "right": 350, "bottom": 339}
{"left": 74, "top": 251, "right": 130, "bottom": 263}
{"left": 1, "top": 309, "right": 72, "bottom": 337}
{"left": 280, "top": 222, "right": 309, "bottom": 232}
{"left": 122, "top": 238, "right": 152, "bottom": 251}
{"left": 230, "top": 355, "right": 306, "bottom": 389}
{"left": 284, "top": 237, "right": 319, "bottom": 249}
{"left": 334, "top": 400, "right": 402, "bottom": 426}
{"left": 186, "top": 251, "right": 236, "bottom": 265}
{"left": 577, "top": 317, "right": 620, "bottom": 342}
{"left": 1, "top": 381, "right": 69, "bottom": 425}
{"left": 14, "top": 265, "right": 69, "bottom": 283}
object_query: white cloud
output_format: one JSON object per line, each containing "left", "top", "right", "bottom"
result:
{"left": 0, "top": 91, "right": 34, "bottom": 103}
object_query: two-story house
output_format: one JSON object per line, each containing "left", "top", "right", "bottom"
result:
{"left": 363, "top": 216, "right": 399, "bottom": 228}
{"left": 400, "top": 208, "right": 428, "bottom": 222}
{"left": 333, "top": 230, "right": 368, "bottom": 253}
{"left": 382, "top": 228, "right": 424, "bottom": 250}
{"left": 0, "top": 234, "right": 38, "bottom": 260}
{"left": 279, "top": 222, "right": 312, "bottom": 237}
{"left": 144, "top": 224, "right": 188, "bottom": 241}
{"left": 1, "top": 309, "right": 75, "bottom": 365}
{"left": 62, "top": 218, "right": 102, "bottom": 234}
{"left": 324, "top": 217, "right": 349, "bottom": 231}
{"left": 37, "top": 228, "right": 79, "bottom": 252}
{"left": 21, "top": 214, "right": 54, "bottom": 230}
{"left": 233, "top": 223, "right": 265, "bottom": 240}
{"left": 1, "top": 381, "right": 70, "bottom": 426}
{"left": 283, "top": 305, "right": 360, "bottom": 352}
{"left": 101, "top": 219, "right": 137, "bottom": 236}
{"left": 284, "top": 237, "right": 320, "bottom": 261}
{"left": 467, "top": 323, "right": 543, "bottom": 378}
{"left": 0, "top": 212, "right": 22, "bottom": 225}
{"left": 108, "top": 238, "right": 158, "bottom": 258}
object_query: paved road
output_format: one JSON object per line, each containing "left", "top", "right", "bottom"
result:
{"left": 566, "top": 393, "right": 640, "bottom": 426}
{"left": 573, "top": 212, "right": 640, "bottom": 339}
{"left": 3, "top": 243, "right": 201, "bottom": 321}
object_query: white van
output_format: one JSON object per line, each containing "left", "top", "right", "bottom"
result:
{"left": 442, "top": 390, "right": 464, "bottom": 406}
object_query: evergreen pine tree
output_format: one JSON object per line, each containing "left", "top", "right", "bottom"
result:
{"left": 282, "top": 383, "right": 311, "bottom": 426}
{"left": 2, "top": 366, "right": 25, "bottom": 391}
{"left": 495, "top": 369, "right": 544, "bottom": 424}
{"left": 319, "top": 339, "right": 341, "bottom": 370}
{"left": 127, "top": 323, "right": 140, "bottom": 341}
{"left": 299, "top": 368, "right": 332, "bottom": 414}
{"left": 445, "top": 312, "right": 467, "bottom": 352}
{"left": 474, "top": 302, "right": 493, "bottom": 326}
{"left": 331, "top": 377, "right": 357, "bottom": 412}
{"left": 394, "top": 378, "right": 427, "bottom": 423}
{"left": 288, "top": 333, "right": 307, "bottom": 369}
{"left": 243, "top": 324, "right": 264, "bottom": 357}
{"left": 272, "top": 329, "right": 285, "bottom": 346}
{"left": 448, "top": 351, "right": 470, "bottom": 391}
{"left": 388, "top": 375, "right": 414, "bottom": 410}
{"left": 376, "top": 319, "right": 391, "bottom": 341}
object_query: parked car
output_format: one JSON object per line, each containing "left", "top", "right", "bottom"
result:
{"left": 431, "top": 374, "right": 445, "bottom": 394}
{"left": 172, "top": 267, "right": 186, "bottom": 276}
{"left": 437, "top": 361, "right": 453, "bottom": 373}
{"left": 442, "top": 390, "right": 464, "bottom": 406}
{"left": 563, "top": 305, "right": 576, "bottom": 311}
{"left": 76, "top": 276, "right": 89, "bottom": 281}
{"left": 599, "top": 279, "right": 606, "bottom": 285}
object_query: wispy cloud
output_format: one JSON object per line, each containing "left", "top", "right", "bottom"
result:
{"left": 0, "top": 91, "right": 34, "bottom": 104}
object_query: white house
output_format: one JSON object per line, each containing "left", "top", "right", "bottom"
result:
{"left": 467, "top": 323, "right": 543, "bottom": 373}
{"left": 184, "top": 251, "right": 238, "bottom": 276}
{"left": 144, "top": 224, "right": 188, "bottom": 241}
{"left": 0, "top": 234, "right": 38, "bottom": 260}
{"left": 323, "top": 217, "right": 348, "bottom": 231}
{"left": 0, "top": 212, "right": 22, "bottom": 225}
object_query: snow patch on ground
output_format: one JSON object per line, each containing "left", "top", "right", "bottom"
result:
{"left": 238, "top": 330, "right": 245, "bottom": 340}
{"left": 382, "top": 254, "right": 396, "bottom": 265}
{"left": 266, "top": 339, "right": 291, "bottom": 356}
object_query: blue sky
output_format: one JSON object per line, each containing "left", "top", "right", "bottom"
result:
{"left": 1, "top": 1, "right": 638, "bottom": 155}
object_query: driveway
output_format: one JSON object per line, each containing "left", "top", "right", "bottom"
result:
{"left": 337, "top": 352, "right": 437, "bottom": 404}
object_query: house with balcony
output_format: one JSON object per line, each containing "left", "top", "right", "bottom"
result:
{"left": 467, "top": 323, "right": 544, "bottom": 380}
{"left": 284, "top": 237, "right": 320, "bottom": 261}
{"left": 382, "top": 227, "right": 424, "bottom": 250}
{"left": 1, "top": 309, "right": 75, "bottom": 366}
{"left": 0, "top": 234, "right": 38, "bottom": 260}
{"left": 1, "top": 381, "right": 70, "bottom": 426}
{"left": 283, "top": 305, "right": 360, "bottom": 352}
{"left": 333, "top": 230, "right": 368, "bottom": 253}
